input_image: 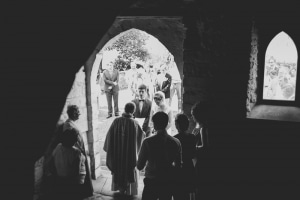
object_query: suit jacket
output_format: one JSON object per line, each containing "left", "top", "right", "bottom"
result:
{"left": 132, "top": 98, "right": 152, "bottom": 132}
{"left": 161, "top": 72, "right": 172, "bottom": 98}
{"left": 103, "top": 69, "right": 119, "bottom": 92}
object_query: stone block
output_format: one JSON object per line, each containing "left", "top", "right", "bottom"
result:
{"left": 94, "top": 152, "right": 101, "bottom": 169}
{"left": 81, "top": 131, "right": 88, "bottom": 146}
{"left": 95, "top": 166, "right": 102, "bottom": 179}
{"left": 93, "top": 141, "right": 101, "bottom": 154}
{"left": 93, "top": 128, "right": 100, "bottom": 142}
{"left": 34, "top": 156, "right": 44, "bottom": 200}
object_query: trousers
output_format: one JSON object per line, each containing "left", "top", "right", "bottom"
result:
{"left": 105, "top": 90, "right": 119, "bottom": 115}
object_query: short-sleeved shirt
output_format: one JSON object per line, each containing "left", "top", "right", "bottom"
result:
{"left": 137, "top": 131, "right": 182, "bottom": 179}
{"left": 173, "top": 132, "right": 196, "bottom": 166}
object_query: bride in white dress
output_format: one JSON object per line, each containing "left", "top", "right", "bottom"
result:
{"left": 149, "top": 91, "right": 173, "bottom": 135}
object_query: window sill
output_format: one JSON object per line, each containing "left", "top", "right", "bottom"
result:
{"left": 247, "top": 104, "right": 300, "bottom": 122}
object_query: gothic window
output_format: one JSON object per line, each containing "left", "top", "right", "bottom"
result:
{"left": 262, "top": 32, "right": 298, "bottom": 101}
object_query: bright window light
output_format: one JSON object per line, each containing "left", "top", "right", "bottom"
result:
{"left": 263, "top": 32, "right": 298, "bottom": 101}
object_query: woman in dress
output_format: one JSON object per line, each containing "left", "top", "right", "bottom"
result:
{"left": 191, "top": 101, "right": 210, "bottom": 200}
{"left": 173, "top": 113, "right": 197, "bottom": 200}
{"left": 149, "top": 91, "right": 173, "bottom": 135}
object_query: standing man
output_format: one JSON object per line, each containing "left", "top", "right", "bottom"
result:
{"left": 63, "top": 105, "right": 94, "bottom": 198}
{"left": 104, "top": 102, "right": 145, "bottom": 196}
{"left": 161, "top": 65, "right": 172, "bottom": 106}
{"left": 102, "top": 50, "right": 120, "bottom": 118}
{"left": 132, "top": 84, "right": 152, "bottom": 137}
{"left": 137, "top": 111, "right": 182, "bottom": 200}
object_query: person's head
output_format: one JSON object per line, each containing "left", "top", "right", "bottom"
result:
{"left": 138, "top": 84, "right": 147, "bottom": 99}
{"left": 131, "top": 62, "right": 137, "bottom": 70}
{"left": 153, "top": 91, "right": 165, "bottom": 106}
{"left": 152, "top": 111, "right": 169, "bottom": 131}
{"left": 61, "top": 128, "right": 78, "bottom": 148}
{"left": 282, "top": 84, "right": 295, "bottom": 100}
{"left": 124, "top": 102, "right": 136, "bottom": 114}
{"left": 150, "top": 67, "right": 155, "bottom": 74}
{"left": 191, "top": 101, "right": 210, "bottom": 125}
{"left": 67, "top": 105, "right": 80, "bottom": 121}
{"left": 175, "top": 113, "right": 190, "bottom": 132}
{"left": 289, "top": 67, "right": 296, "bottom": 77}
{"left": 161, "top": 65, "right": 168, "bottom": 74}
{"left": 268, "top": 57, "right": 276, "bottom": 70}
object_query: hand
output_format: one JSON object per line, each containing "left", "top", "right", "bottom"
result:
{"left": 113, "top": 82, "right": 117, "bottom": 86}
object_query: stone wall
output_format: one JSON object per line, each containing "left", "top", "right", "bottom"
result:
{"left": 89, "top": 53, "right": 102, "bottom": 179}
{"left": 33, "top": 157, "right": 44, "bottom": 200}
{"left": 58, "top": 66, "right": 89, "bottom": 156}
{"left": 182, "top": 10, "right": 226, "bottom": 131}
{"left": 34, "top": 66, "right": 90, "bottom": 200}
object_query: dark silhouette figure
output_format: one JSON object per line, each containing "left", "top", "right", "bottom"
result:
{"left": 173, "top": 113, "right": 197, "bottom": 200}
{"left": 137, "top": 111, "right": 182, "bottom": 200}
{"left": 48, "top": 128, "right": 86, "bottom": 200}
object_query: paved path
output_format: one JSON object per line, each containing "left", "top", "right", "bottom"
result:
{"left": 87, "top": 169, "right": 144, "bottom": 200}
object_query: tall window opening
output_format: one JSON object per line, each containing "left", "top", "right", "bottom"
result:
{"left": 263, "top": 31, "right": 298, "bottom": 101}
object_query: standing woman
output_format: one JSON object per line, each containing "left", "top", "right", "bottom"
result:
{"left": 173, "top": 113, "right": 197, "bottom": 200}
{"left": 63, "top": 105, "right": 94, "bottom": 198}
{"left": 191, "top": 101, "right": 210, "bottom": 199}
{"left": 149, "top": 91, "right": 173, "bottom": 135}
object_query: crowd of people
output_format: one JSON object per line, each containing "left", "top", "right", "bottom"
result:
{"left": 100, "top": 50, "right": 182, "bottom": 120}
{"left": 44, "top": 50, "right": 210, "bottom": 200}
{"left": 45, "top": 98, "right": 210, "bottom": 200}
{"left": 104, "top": 98, "right": 209, "bottom": 200}
{"left": 263, "top": 57, "right": 297, "bottom": 100}
{"left": 125, "top": 55, "right": 182, "bottom": 112}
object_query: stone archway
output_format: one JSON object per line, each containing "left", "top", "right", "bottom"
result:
{"left": 84, "top": 16, "right": 186, "bottom": 179}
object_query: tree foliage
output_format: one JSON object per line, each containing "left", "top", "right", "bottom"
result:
{"left": 106, "top": 30, "right": 150, "bottom": 70}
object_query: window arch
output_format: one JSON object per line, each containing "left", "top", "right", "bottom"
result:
{"left": 263, "top": 31, "right": 298, "bottom": 101}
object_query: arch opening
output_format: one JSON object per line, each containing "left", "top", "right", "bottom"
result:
{"left": 90, "top": 28, "right": 183, "bottom": 173}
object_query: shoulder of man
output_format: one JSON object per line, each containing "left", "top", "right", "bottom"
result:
{"left": 132, "top": 98, "right": 138, "bottom": 104}
{"left": 168, "top": 135, "right": 181, "bottom": 146}
{"left": 145, "top": 99, "right": 152, "bottom": 105}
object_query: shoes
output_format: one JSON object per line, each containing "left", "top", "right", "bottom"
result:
{"left": 106, "top": 115, "right": 112, "bottom": 119}
{"left": 115, "top": 114, "right": 120, "bottom": 117}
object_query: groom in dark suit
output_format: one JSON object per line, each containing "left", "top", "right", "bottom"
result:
{"left": 103, "top": 53, "right": 120, "bottom": 118}
{"left": 132, "top": 84, "right": 152, "bottom": 137}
